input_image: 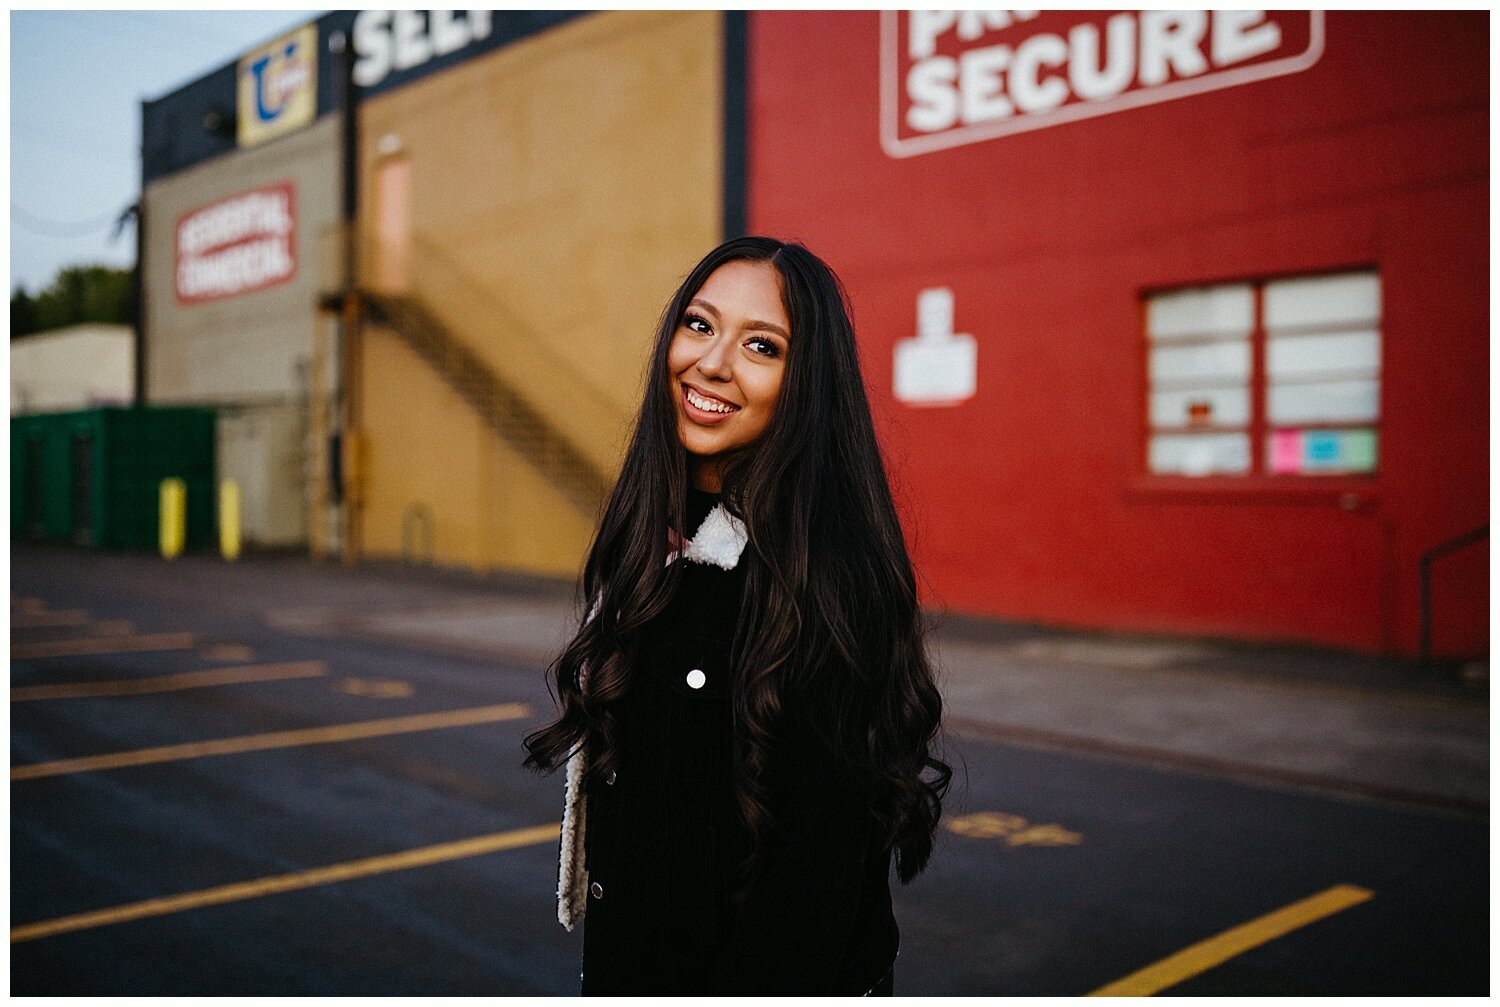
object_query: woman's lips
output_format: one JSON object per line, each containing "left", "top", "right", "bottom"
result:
{"left": 681, "top": 384, "right": 739, "bottom": 425}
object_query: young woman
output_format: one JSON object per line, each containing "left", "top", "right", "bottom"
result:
{"left": 523, "top": 236, "right": 949, "bottom": 995}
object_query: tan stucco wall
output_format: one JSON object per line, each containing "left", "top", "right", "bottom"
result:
{"left": 354, "top": 10, "right": 724, "bottom": 576}
{"left": 143, "top": 114, "right": 340, "bottom": 406}
{"left": 359, "top": 323, "right": 596, "bottom": 573}
{"left": 11, "top": 324, "right": 134, "bottom": 414}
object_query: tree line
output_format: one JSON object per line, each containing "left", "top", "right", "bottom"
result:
{"left": 11, "top": 265, "right": 135, "bottom": 338}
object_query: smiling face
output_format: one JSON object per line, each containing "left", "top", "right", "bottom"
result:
{"left": 668, "top": 259, "right": 792, "bottom": 492}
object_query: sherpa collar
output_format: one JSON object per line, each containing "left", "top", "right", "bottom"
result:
{"left": 675, "top": 503, "right": 749, "bottom": 570}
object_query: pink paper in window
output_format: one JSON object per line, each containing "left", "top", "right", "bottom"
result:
{"left": 1271, "top": 430, "right": 1302, "bottom": 473}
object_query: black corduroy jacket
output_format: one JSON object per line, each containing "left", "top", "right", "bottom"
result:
{"left": 576, "top": 493, "right": 898, "bottom": 995}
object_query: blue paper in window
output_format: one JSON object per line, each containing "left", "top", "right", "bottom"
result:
{"left": 1304, "top": 431, "right": 1341, "bottom": 465}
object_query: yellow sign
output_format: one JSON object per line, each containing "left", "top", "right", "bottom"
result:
{"left": 237, "top": 24, "right": 318, "bottom": 148}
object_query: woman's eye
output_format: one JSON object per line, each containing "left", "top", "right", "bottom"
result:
{"left": 685, "top": 314, "right": 712, "bottom": 335}
{"left": 746, "top": 337, "right": 781, "bottom": 358}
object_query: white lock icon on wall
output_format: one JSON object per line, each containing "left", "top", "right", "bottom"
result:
{"left": 893, "top": 287, "right": 977, "bottom": 406}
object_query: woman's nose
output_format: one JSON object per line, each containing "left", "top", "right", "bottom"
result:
{"left": 696, "top": 334, "right": 734, "bottom": 379}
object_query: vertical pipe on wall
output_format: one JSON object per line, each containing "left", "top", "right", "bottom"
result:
{"left": 721, "top": 11, "right": 748, "bottom": 240}
{"left": 134, "top": 99, "right": 148, "bottom": 407}
{"left": 309, "top": 318, "right": 326, "bottom": 560}
{"left": 332, "top": 28, "right": 363, "bottom": 565}
{"left": 339, "top": 32, "right": 359, "bottom": 275}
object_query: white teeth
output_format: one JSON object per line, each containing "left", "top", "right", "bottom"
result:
{"left": 686, "top": 388, "right": 736, "bottom": 414}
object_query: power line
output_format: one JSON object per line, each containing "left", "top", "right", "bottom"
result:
{"left": 119, "top": 9, "right": 316, "bottom": 48}
{"left": 11, "top": 117, "right": 113, "bottom": 150}
{"left": 11, "top": 124, "right": 137, "bottom": 169}
{"left": 11, "top": 205, "right": 133, "bottom": 240}
{"left": 29, "top": 12, "right": 246, "bottom": 66}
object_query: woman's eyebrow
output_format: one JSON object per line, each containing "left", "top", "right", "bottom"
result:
{"left": 744, "top": 318, "right": 790, "bottom": 341}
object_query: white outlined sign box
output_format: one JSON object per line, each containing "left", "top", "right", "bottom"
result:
{"left": 880, "top": 11, "right": 1325, "bottom": 158}
{"left": 895, "top": 287, "right": 976, "bottom": 406}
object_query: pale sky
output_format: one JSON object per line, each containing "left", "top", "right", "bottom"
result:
{"left": 10, "top": 10, "right": 320, "bottom": 295}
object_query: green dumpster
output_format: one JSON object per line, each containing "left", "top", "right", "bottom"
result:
{"left": 10, "top": 406, "right": 216, "bottom": 550}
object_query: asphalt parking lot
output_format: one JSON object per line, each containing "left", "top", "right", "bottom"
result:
{"left": 10, "top": 543, "right": 1489, "bottom": 995}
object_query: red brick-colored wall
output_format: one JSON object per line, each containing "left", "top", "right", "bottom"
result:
{"left": 747, "top": 11, "right": 1487, "bottom": 656}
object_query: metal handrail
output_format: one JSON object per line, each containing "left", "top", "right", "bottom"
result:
{"left": 405, "top": 233, "right": 619, "bottom": 410}
{"left": 362, "top": 292, "right": 612, "bottom": 515}
{"left": 314, "top": 223, "right": 619, "bottom": 411}
{"left": 1419, "top": 523, "right": 1488, "bottom": 664}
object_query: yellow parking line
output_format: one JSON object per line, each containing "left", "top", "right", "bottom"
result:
{"left": 11, "top": 822, "right": 560, "bottom": 943}
{"left": 11, "top": 702, "right": 530, "bottom": 781}
{"left": 199, "top": 643, "right": 255, "bottom": 662}
{"left": 12, "top": 633, "right": 196, "bottom": 660}
{"left": 10, "top": 609, "right": 91, "bottom": 628}
{"left": 11, "top": 661, "right": 330, "bottom": 702}
{"left": 1087, "top": 884, "right": 1375, "bottom": 996}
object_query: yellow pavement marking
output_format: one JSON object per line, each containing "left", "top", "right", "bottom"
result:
{"left": 11, "top": 702, "right": 530, "bottom": 781}
{"left": 1087, "top": 884, "right": 1375, "bottom": 996}
{"left": 198, "top": 642, "right": 255, "bottom": 662}
{"left": 337, "top": 677, "right": 415, "bottom": 699}
{"left": 946, "top": 810, "right": 1083, "bottom": 848}
{"left": 11, "top": 661, "right": 330, "bottom": 702}
{"left": 11, "top": 633, "right": 196, "bottom": 660}
{"left": 11, "top": 822, "right": 560, "bottom": 943}
{"left": 10, "top": 609, "right": 91, "bottom": 628}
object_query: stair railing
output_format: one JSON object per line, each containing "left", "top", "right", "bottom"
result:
{"left": 318, "top": 222, "right": 623, "bottom": 518}
{"left": 361, "top": 291, "right": 613, "bottom": 515}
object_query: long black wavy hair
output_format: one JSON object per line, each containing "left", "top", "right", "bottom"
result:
{"left": 524, "top": 236, "right": 950, "bottom": 884}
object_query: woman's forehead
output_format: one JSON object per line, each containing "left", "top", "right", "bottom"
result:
{"left": 692, "top": 260, "right": 791, "bottom": 336}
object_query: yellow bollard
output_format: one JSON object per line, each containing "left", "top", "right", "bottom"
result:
{"left": 159, "top": 478, "right": 186, "bottom": 559}
{"left": 219, "top": 479, "right": 242, "bottom": 561}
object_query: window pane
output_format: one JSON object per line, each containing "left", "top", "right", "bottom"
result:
{"left": 1268, "top": 379, "right": 1379, "bottom": 424}
{"left": 1149, "top": 432, "right": 1250, "bottom": 476}
{"left": 1341, "top": 429, "right": 1378, "bottom": 472}
{"left": 1144, "top": 270, "right": 1380, "bottom": 480}
{"left": 1150, "top": 341, "right": 1251, "bottom": 385}
{"left": 1268, "top": 428, "right": 1378, "bottom": 475}
{"left": 1150, "top": 387, "right": 1250, "bottom": 428}
{"left": 1267, "top": 329, "right": 1380, "bottom": 380}
{"left": 1264, "top": 272, "right": 1380, "bottom": 330}
{"left": 1147, "top": 284, "right": 1254, "bottom": 341}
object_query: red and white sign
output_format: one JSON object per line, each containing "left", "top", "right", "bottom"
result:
{"left": 175, "top": 182, "right": 298, "bottom": 304}
{"left": 881, "top": 10, "right": 1323, "bottom": 157}
{"left": 894, "top": 287, "right": 976, "bottom": 407}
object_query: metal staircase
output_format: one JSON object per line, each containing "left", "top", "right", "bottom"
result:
{"left": 361, "top": 291, "right": 612, "bottom": 516}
